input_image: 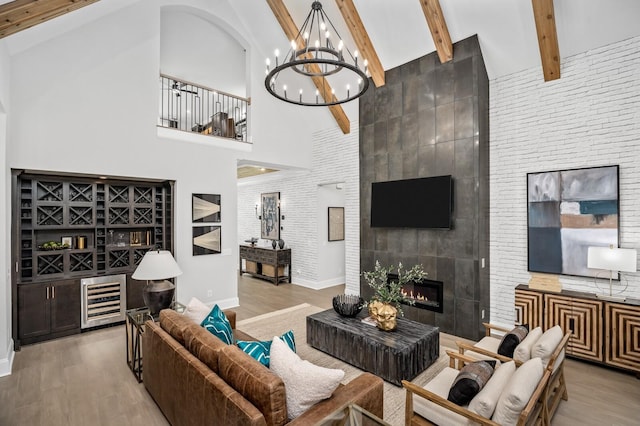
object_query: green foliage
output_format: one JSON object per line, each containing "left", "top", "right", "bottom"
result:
{"left": 362, "top": 261, "right": 427, "bottom": 316}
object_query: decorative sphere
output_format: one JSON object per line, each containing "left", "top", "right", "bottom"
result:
{"left": 332, "top": 294, "right": 364, "bottom": 317}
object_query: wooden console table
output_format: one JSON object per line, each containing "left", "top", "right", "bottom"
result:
{"left": 239, "top": 245, "right": 291, "bottom": 285}
{"left": 515, "top": 284, "right": 640, "bottom": 375}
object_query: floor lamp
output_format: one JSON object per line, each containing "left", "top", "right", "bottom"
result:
{"left": 587, "top": 245, "right": 637, "bottom": 302}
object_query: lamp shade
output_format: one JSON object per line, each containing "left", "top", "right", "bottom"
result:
{"left": 132, "top": 250, "right": 183, "bottom": 280}
{"left": 587, "top": 246, "right": 637, "bottom": 273}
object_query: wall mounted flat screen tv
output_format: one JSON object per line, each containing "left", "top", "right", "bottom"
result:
{"left": 371, "top": 175, "right": 453, "bottom": 229}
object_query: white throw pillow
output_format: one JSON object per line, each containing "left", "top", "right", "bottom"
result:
{"left": 269, "top": 336, "right": 344, "bottom": 419}
{"left": 183, "top": 297, "right": 211, "bottom": 324}
{"left": 492, "top": 357, "right": 544, "bottom": 425}
{"left": 468, "top": 361, "right": 516, "bottom": 419}
{"left": 513, "top": 327, "right": 542, "bottom": 362}
{"left": 532, "top": 325, "right": 563, "bottom": 367}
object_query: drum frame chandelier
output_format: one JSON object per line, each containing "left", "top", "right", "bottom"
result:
{"left": 264, "top": 1, "right": 370, "bottom": 106}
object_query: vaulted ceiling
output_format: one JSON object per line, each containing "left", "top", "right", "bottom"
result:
{"left": 3, "top": 0, "right": 640, "bottom": 132}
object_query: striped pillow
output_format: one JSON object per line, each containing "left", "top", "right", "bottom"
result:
{"left": 237, "top": 330, "right": 296, "bottom": 367}
{"left": 200, "top": 304, "right": 233, "bottom": 345}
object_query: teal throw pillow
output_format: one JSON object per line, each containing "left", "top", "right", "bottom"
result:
{"left": 237, "top": 330, "right": 295, "bottom": 367}
{"left": 200, "top": 305, "right": 233, "bottom": 345}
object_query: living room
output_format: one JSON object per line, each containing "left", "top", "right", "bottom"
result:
{"left": 1, "top": 0, "right": 640, "bottom": 425}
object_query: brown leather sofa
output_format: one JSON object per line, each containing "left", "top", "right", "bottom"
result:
{"left": 143, "top": 309, "right": 384, "bottom": 425}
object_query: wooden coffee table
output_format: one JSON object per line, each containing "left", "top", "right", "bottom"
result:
{"left": 306, "top": 309, "right": 440, "bottom": 386}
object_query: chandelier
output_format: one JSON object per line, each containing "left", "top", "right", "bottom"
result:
{"left": 264, "top": 1, "right": 370, "bottom": 106}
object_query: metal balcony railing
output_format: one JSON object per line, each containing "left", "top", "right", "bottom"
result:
{"left": 158, "top": 74, "right": 249, "bottom": 143}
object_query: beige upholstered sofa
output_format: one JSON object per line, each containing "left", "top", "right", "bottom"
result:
{"left": 143, "top": 309, "right": 384, "bottom": 425}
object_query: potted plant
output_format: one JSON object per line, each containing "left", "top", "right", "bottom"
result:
{"left": 362, "top": 261, "right": 427, "bottom": 331}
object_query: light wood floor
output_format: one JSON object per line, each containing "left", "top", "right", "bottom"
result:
{"left": 0, "top": 275, "right": 638, "bottom": 425}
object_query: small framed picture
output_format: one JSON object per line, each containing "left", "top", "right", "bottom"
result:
{"left": 328, "top": 207, "right": 345, "bottom": 241}
{"left": 61, "top": 237, "right": 73, "bottom": 248}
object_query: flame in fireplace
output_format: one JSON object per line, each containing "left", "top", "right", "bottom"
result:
{"left": 401, "top": 288, "right": 429, "bottom": 301}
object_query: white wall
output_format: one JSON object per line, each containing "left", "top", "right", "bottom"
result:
{"left": 238, "top": 121, "right": 359, "bottom": 291}
{"left": 2, "top": 0, "right": 342, "bottom": 372}
{"left": 160, "top": 7, "right": 246, "bottom": 97}
{"left": 0, "top": 39, "right": 12, "bottom": 376}
{"left": 489, "top": 35, "right": 640, "bottom": 326}
{"left": 317, "top": 185, "right": 345, "bottom": 283}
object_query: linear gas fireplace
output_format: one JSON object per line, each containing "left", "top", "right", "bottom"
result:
{"left": 388, "top": 273, "right": 444, "bottom": 313}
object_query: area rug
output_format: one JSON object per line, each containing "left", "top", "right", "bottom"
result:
{"left": 237, "top": 303, "right": 451, "bottom": 426}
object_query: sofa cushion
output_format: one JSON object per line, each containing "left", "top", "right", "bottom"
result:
{"left": 497, "top": 324, "right": 529, "bottom": 358}
{"left": 183, "top": 297, "right": 211, "bottom": 324}
{"left": 412, "top": 367, "right": 470, "bottom": 425}
{"left": 447, "top": 360, "right": 497, "bottom": 406}
{"left": 468, "top": 361, "right": 516, "bottom": 419}
{"left": 466, "top": 336, "right": 501, "bottom": 361}
{"left": 237, "top": 330, "right": 296, "bottom": 367}
{"left": 270, "top": 336, "right": 344, "bottom": 419}
{"left": 492, "top": 357, "right": 544, "bottom": 425}
{"left": 160, "top": 309, "right": 195, "bottom": 346}
{"left": 513, "top": 326, "right": 542, "bottom": 363}
{"left": 183, "top": 321, "right": 228, "bottom": 373}
{"left": 201, "top": 304, "right": 233, "bottom": 345}
{"left": 532, "top": 325, "right": 563, "bottom": 370}
{"left": 218, "top": 344, "right": 288, "bottom": 426}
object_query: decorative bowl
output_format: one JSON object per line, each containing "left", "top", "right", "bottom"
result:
{"left": 332, "top": 294, "right": 365, "bottom": 317}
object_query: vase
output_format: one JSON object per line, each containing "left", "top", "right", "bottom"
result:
{"left": 272, "top": 240, "right": 277, "bottom": 249}
{"left": 278, "top": 239, "right": 285, "bottom": 249}
{"left": 368, "top": 301, "right": 397, "bottom": 331}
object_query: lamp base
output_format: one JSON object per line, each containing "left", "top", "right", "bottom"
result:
{"left": 143, "top": 280, "right": 175, "bottom": 316}
{"left": 596, "top": 294, "right": 627, "bottom": 302}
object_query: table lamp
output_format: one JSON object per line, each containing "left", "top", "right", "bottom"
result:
{"left": 587, "top": 245, "right": 637, "bottom": 301}
{"left": 132, "top": 250, "right": 183, "bottom": 315}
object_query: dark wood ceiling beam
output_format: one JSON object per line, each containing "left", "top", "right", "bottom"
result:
{"left": 265, "top": 0, "right": 351, "bottom": 134}
{"left": 419, "top": 0, "right": 453, "bottom": 63}
{"left": 0, "top": 0, "right": 99, "bottom": 39}
{"left": 532, "top": 0, "right": 561, "bottom": 81}
{"left": 334, "top": 0, "right": 384, "bottom": 87}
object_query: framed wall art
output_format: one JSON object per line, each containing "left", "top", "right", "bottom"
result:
{"left": 328, "top": 207, "right": 345, "bottom": 241}
{"left": 193, "top": 226, "right": 221, "bottom": 256}
{"left": 261, "top": 192, "right": 280, "bottom": 240}
{"left": 192, "top": 193, "right": 221, "bottom": 223}
{"left": 527, "top": 165, "right": 619, "bottom": 278}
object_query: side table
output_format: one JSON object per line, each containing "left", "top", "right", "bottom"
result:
{"left": 126, "top": 302, "right": 185, "bottom": 382}
{"left": 315, "top": 403, "right": 389, "bottom": 426}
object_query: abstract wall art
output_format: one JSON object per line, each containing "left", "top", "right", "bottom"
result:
{"left": 527, "top": 165, "right": 619, "bottom": 278}
{"left": 261, "top": 192, "right": 280, "bottom": 240}
{"left": 192, "top": 194, "right": 221, "bottom": 223}
{"left": 193, "top": 226, "right": 221, "bottom": 255}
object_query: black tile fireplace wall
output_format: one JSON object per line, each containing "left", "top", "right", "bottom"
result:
{"left": 359, "top": 36, "right": 489, "bottom": 340}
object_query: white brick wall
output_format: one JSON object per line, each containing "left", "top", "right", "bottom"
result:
{"left": 238, "top": 121, "right": 360, "bottom": 292}
{"left": 490, "top": 36, "right": 640, "bottom": 326}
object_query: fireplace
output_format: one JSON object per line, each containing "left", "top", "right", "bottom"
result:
{"left": 388, "top": 274, "right": 444, "bottom": 313}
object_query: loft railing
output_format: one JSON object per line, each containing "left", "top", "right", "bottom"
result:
{"left": 158, "top": 74, "right": 249, "bottom": 143}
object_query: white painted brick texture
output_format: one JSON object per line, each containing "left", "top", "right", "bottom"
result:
{"left": 238, "top": 121, "right": 359, "bottom": 292}
{"left": 490, "top": 35, "right": 640, "bottom": 326}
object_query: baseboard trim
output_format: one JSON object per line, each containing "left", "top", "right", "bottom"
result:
{"left": 210, "top": 297, "right": 240, "bottom": 310}
{"left": 0, "top": 340, "right": 15, "bottom": 377}
{"left": 293, "top": 276, "right": 345, "bottom": 290}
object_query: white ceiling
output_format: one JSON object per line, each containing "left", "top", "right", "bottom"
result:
{"left": 4, "top": 0, "right": 640, "bottom": 81}
{"left": 231, "top": 0, "right": 640, "bottom": 80}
